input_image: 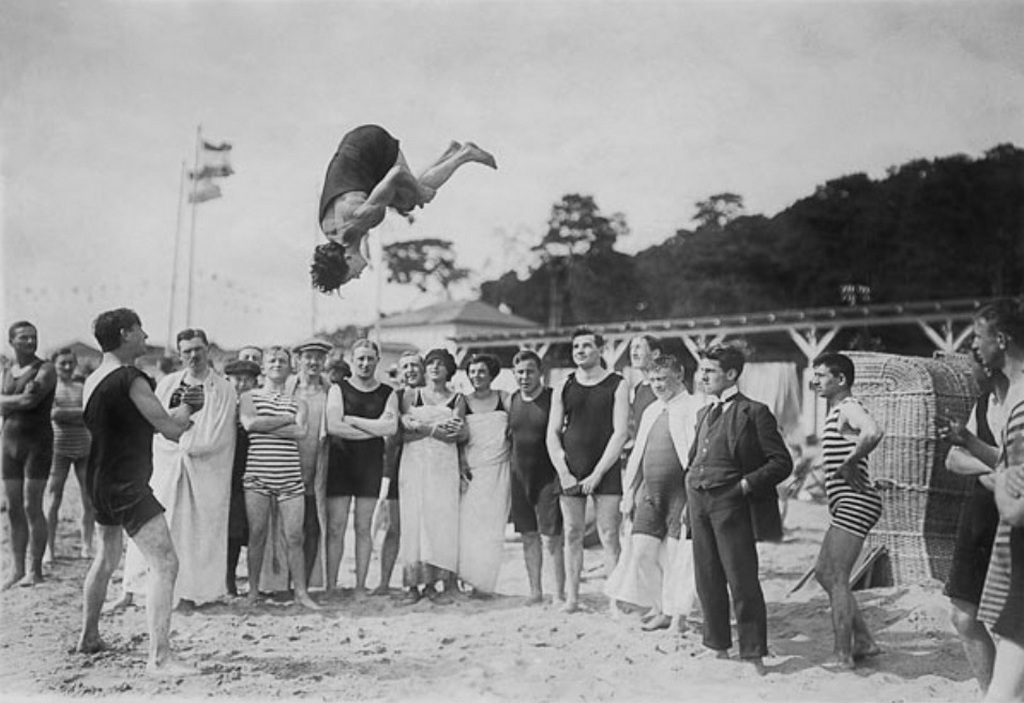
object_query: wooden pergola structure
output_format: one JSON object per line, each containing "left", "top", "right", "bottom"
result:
{"left": 452, "top": 297, "right": 991, "bottom": 435}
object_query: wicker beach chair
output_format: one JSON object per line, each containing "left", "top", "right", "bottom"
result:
{"left": 847, "top": 352, "right": 979, "bottom": 586}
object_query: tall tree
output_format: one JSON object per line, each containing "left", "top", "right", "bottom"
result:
{"left": 382, "top": 238, "right": 470, "bottom": 298}
{"left": 693, "top": 192, "right": 745, "bottom": 231}
{"left": 532, "top": 194, "right": 628, "bottom": 327}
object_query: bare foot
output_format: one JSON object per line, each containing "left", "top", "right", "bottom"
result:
{"left": 714, "top": 650, "right": 730, "bottom": 660}
{"left": 351, "top": 588, "right": 368, "bottom": 602}
{"left": 146, "top": 656, "right": 193, "bottom": 678}
{"left": 561, "top": 599, "right": 580, "bottom": 614}
{"left": 642, "top": 614, "right": 672, "bottom": 632}
{"left": 80, "top": 544, "right": 94, "bottom": 560}
{"left": 75, "top": 634, "right": 107, "bottom": 654}
{"left": 462, "top": 143, "right": 497, "bottom": 170}
{"left": 43, "top": 551, "right": 55, "bottom": 567}
{"left": 441, "top": 140, "right": 462, "bottom": 160}
{"left": 525, "top": 593, "right": 544, "bottom": 606}
{"left": 672, "top": 616, "right": 689, "bottom": 634}
{"left": 369, "top": 585, "right": 390, "bottom": 597}
{"left": 295, "top": 592, "right": 322, "bottom": 611}
{"left": 640, "top": 607, "right": 659, "bottom": 623}
{"left": 2, "top": 571, "right": 26, "bottom": 591}
{"left": 19, "top": 572, "right": 44, "bottom": 587}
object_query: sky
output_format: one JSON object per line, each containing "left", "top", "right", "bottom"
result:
{"left": 2, "top": 0, "right": 1023, "bottom": 351}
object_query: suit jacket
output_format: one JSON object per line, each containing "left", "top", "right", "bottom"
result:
{"left": 687, "top": 392, "right": 793, "bottom": 542}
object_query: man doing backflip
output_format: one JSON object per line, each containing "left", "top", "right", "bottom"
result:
{"left": 76, "top": 309, "right": 203, "bottom": 675}
{"left": 313, "top": 124, "right": 496, "bottom": 293}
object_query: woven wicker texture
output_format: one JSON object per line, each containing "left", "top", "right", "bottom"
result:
{"left": 846, "top": 352, "right": 979, "bottom": 585}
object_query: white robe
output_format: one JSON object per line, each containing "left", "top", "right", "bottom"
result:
{"left": 457, "top": 407, "right": 511, "bottom": 593}
{"left": 123, "top": 369, "right": 237, "bottom": 605}
{"left": 605, "top": 390, "right": 700, "bottom": 616}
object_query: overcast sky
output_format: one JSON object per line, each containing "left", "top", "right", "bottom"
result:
{"left": 3, "top": 0, "right": 1023, "bottom": 350}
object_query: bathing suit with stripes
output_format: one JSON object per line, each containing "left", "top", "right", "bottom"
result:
{"left": 822, "top": 397, "right": 882, "bottom": 539}
{"left": 243, "top": 389, "right": 305, "bottom": 500}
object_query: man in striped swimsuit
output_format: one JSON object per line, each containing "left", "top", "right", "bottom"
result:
{"left": 810, "top": 352, "right": 885, "bottom": 670}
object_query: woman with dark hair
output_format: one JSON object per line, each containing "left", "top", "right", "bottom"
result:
{"left": 397, "top": 348, "right": 467, "bottom": 603}
{"left": 313, "top": 125, "right": 496, "bottom": 294}
{"left": 457, "top": 354, "right": 511, "bottom": 596}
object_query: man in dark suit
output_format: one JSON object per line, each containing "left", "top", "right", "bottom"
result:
{"left": 686, "top": 344, "right": 793, "bottom": 674}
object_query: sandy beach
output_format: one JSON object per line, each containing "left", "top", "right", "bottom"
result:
{"left": 1, "top": 482, "right": 978, "bottom": 703}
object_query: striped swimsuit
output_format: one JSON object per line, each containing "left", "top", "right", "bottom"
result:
{"left": 978, "top": 399, "right": 1024, "bottom": 644}
{"left": 822, "top": 397, "right": 882, "bottom": 539}
{"left": 243, "top": 389, "right": 304, "bottom": 500}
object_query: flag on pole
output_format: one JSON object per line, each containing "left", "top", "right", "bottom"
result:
{"left": 189, "top": 178, "right": 222, "bottom": 203}
{"left": 190, "top": 140, "right": 234, "bottom": 180}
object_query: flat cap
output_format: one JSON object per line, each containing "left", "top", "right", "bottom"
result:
{"left": 292, "top": 337, "right": 333, "bottom": 355}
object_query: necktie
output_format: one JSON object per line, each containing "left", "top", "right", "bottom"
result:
{"left": 707, "top": 401, "right": 723, "bottom": 426}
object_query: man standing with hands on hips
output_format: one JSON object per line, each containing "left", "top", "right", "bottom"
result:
{"left": 686, "top": 344, "right": 792, "bottom": 675}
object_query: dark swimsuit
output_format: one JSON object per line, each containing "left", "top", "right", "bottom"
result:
{"left": 1, "top": 359, "right": 55, "bottom": 481}
{"left": 318, "top": 125, "right": 401, "bottom": 225}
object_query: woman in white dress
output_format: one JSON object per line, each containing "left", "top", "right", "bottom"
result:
{"left": 457, "top": 354, "right": 512, "bottom": 596}
{"left": 397, "top": 348, "right": 466, "bottom": 604}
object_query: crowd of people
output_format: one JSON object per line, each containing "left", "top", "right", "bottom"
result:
{"left": 1, "top": 305, "right": 1022, "bottom": 699}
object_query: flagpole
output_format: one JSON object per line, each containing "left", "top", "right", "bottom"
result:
{"left": 186, "top": 124, "right": 202, "bottom": 327}
{"left": 312, "top": 184, "right": 319, "bottom": 335}
{"left": 167, "top": 160, "right": 187, "bottom": 352}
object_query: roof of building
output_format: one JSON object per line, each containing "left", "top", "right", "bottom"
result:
{"left": 380, "top": 300, "right": 540, "bottom": 330}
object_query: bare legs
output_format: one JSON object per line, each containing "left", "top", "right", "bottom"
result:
{"left": 325, "top": 495, "right": 352, "bottom": 594}
{"left": 594, "top": 495, "right": 622, "bottom": 578}
{"left": 377, "top": 498, "right": 401, "bottom": 594}
{"left": 951, "top": 597, "right": 996, "bottom": 692}
{"left": 388, "top": 140, "right": 498, "bottom": 213}
{"left": 77, "top": 518, "right": 183, "bottom": 674}
{"left": 352, "top": 497, "right": 376, "bottom": 595}
{"left": 560, "top": 494, "right": 621, "bottom": 613}
{"left": 416, "top": 142, "right": 497, "bottom": 199}
{"left": 522, "top": 530, "right": 565, "bottom": 605}
{"left": 278, "top": 496, "right": 319, "bottom": 609}
{"left": 244, "top": 491, "right": 271, "bottom": 603}
{"left": 246, "top": 491, "right": 318, "bottom": 609}
{"left": 815, "top": 526, "right": 879, "bottom": 669}
{"left": 985, "top": 637, "right": 1024, "bottom": 703}
{"left": 2, "top": 478, "right": 48, "bottom": 588}
{"left": 631, "top": 534, "right": 672, "bottom": 630}
{"left": 45, "top": 454, "right": 95, "bottom": 562}
{"left": 560, "top": 496, "right": 586, "bottom": 612}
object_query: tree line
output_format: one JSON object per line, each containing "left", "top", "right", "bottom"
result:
{"left": 478, "top": 144, "right": 1024, "bottom": 329}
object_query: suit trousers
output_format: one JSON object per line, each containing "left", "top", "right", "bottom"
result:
{"left": 687, "top": 481, "right": 768, "bottom": 659}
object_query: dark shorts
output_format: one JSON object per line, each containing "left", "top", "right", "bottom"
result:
{"left": 944, "top": 484, "right": 1000, "bottom": 606}
{"left": 1, "top": 430, "right": 54, "bottom": 481}
{"left": 991, "top": 526, "right": 1024, "bottom": 646}
{"left": 326, "top": 450, "right": 397, "bottom": 500}
{"left": 511, "top": 475, "right": 562, "bottom": 537}
{"left": 632, "top": 479, "right": 686, "bottom": 540}
{"left": 318, "top": 124, "right": 401, "bottom": 224}
{"left": 94, "top": 490, "right": 165, "bottom": 538}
